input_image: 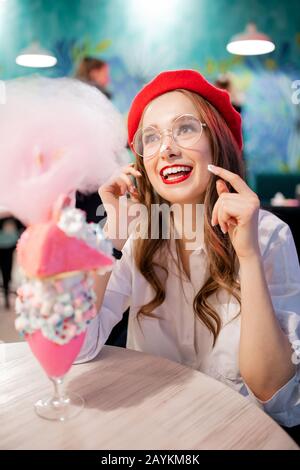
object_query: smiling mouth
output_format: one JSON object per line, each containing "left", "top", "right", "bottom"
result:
{"left": 160, "top": 165, "right": 193, "bottom": 185}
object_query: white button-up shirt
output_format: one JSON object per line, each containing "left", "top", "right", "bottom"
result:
{"left": 77, "top": 210, "right": 300, "bottom": 427}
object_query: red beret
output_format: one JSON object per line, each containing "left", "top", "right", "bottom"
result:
{"left": 128, "top": 69, "right": 243, "bottom": 151}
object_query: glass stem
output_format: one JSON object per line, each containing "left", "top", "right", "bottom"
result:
{"left": 50, "top": 376, "right": 66, "bottom": 404}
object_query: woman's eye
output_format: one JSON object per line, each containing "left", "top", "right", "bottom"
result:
{"left": 176, "top": 124, "right": 194, "bottom": 135}
{"left": 144, "top": 133, "right": 159, "bottom": 145}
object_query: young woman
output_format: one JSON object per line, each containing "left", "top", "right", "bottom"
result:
{"left": 77, "top": 70, "right": 300, "bottom": 427}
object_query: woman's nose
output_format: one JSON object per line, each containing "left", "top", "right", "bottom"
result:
{"left": 159, "top": 132, "right": 178, "bottom": 157}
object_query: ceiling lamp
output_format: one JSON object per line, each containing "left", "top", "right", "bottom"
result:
{"left": 16, "top": 42, "right": 57, "bottom": 68}
{"left": 226, "top": 23, "right": 275, "bottom": 56}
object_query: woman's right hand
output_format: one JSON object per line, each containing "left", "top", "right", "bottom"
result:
{"left": 98, "top": 163, "right": 143, "bottom": 251}
{"left": 99, "top": 162, "right": 142, "bottom": 204}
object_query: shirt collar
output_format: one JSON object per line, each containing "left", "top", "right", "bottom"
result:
{"left": 169, "top": 235, "right": 207, "bottom": 256}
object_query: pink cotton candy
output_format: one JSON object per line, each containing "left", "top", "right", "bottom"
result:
{"left": 0, "top": 77, "right": 128, "bottom": 225}
{"left": 27, "top": 329, "right": 86, "bottom": 378}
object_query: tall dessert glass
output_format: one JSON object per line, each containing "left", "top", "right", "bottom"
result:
{"left": 15, "top": 206, "right": 114, "bottom": 421}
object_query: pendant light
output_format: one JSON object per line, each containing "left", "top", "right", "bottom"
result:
{"left": 16, "top": 42, "right": 57, "bottom": 68}
{"left": 226, "top": 23, "right": 275, "bottom": 56}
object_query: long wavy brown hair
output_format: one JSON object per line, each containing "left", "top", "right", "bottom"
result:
{"left": 132, "top": 89, "right": 245, "bottom": 345}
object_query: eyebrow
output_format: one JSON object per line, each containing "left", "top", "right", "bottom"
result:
{"left": 144, "top": 114, "right": 193, "bottom": 129}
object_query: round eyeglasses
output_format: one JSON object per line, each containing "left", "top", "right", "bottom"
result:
{"left": 132, "top": 114, "right": 207, "bottom": 159}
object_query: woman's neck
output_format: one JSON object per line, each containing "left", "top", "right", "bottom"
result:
{"left": 172, "top": 201, "right": 204, "bottom": 251}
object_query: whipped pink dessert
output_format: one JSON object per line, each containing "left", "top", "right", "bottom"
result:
{"left": 15, "top": 204, "right": 114, "bottom": 377}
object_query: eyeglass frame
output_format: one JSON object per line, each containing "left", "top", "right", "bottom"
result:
{"left": 131, "top": 113, "right": 207, "bottom": 159}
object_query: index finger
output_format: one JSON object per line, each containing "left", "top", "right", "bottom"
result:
{"left": 123, "top": 163, "right": 142, "bottom": 175}
{"left": 207, "top": 165, "right": 251, "bottom": 195}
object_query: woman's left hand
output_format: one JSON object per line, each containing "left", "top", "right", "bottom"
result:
{"left": 209, "top": 165, "right": 260, "bottom": 260}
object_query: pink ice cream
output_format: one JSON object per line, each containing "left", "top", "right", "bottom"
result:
{"left": 17, "top": 222, "right": 113, "bottom": 278}
{"left": 15, "top": 201, "right": 114, "bottom": 378}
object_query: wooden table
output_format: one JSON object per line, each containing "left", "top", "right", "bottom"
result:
{"left": 0, "top": 342, "right": 298, "bottom": 450}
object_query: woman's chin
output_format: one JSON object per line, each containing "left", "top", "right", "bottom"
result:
{"left": 159, "top": 187, "right": 203, "bottom": 205}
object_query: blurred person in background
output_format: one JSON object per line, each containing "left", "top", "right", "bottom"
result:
{"left": 75, "top": 56, "right": 112, "bottom": 99}
{"left": 0, "top": 216, "right": 23, "bottom": 309}
{"left": 75, "top": 56, "right": 113, "bottom": 224}
{"left": 215, "top": 74, "right": 243, "bottom": 114}
{"left": 75, "top": 57, "right": 128, "bottom": 347}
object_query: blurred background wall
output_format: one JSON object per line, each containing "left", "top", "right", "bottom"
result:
{"left": 0, "top": 0, "right": 299, "bottom": 184}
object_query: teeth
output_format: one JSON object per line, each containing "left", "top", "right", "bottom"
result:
{"left": 162, "top": 166, "right": 192, "bottom": 177}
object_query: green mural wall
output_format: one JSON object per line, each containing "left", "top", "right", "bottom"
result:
{"left": 0, "top": 0, "right": 300, "bottom": 182}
